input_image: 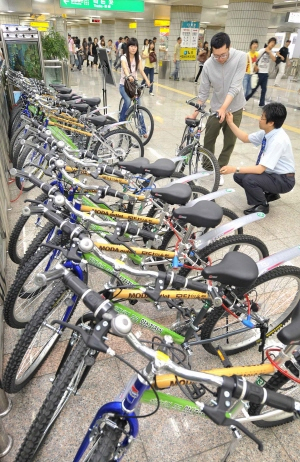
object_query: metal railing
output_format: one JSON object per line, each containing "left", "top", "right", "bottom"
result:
{"left": 44, "top": 58, "right": 70, "bottom": 87}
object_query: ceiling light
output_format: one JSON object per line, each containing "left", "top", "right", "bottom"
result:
{"left": 41, "top": 12, "right": 50, "bottom": 14}
{"left": 131, "top": 18, "right": 144, "bottom": 20}
{"left": 8, "top": 10, "right": 14, "bottom": 12}
{"left": 219, "top": 4, "right": 229, "bottom": 7}
{"left": 201, "top": 22, "right": 211, "bottom": 24}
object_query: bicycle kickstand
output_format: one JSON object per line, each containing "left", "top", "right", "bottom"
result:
{"left": 221, "top": 425, "right": 243, "bottom": 462}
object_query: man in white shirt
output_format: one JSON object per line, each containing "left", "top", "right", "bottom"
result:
{"left": 220, "top": 102, "right": 295, "bottom": 215}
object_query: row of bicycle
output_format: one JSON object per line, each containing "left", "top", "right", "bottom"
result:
{"left": 3, "top": 72, "right": 300, "bottom": 461}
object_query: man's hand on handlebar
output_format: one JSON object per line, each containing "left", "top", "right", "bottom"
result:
{"left": 216, "top": 107, "right": 226, "bottom": 123}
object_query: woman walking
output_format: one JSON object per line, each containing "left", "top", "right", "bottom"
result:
{"left": 243, "top": 39, "right": 259, "bottom": 97}
{"left": 194, "top": 41, "right": 209, "bottom": 83}
{"left": 90, "top": 37, "right": 99, "bottom": 68}
{"left": 141, "top": 38, "right": 149, "bottom": 69}
{"left": 119, "top": 37, "right": 150, "bottom": 138}
{"left": 141, "top": 40, "right": 156, "bottom": 96}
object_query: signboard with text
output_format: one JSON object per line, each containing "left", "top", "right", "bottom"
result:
{"left": 180, "top": 21, "right": 199, "bottom": 48}
{"left": 59, "top": 0, "right": 144, "bottom": 12}
{"left": 180, "top": 48, "right": 197, "bottom": 61}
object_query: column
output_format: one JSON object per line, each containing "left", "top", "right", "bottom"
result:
{"left": 168, "top": 5, "right": 202, "bottom": 81}
{"left": 225, "top": 0, "right": 273, "bottom": 52}
{"left": 55, "top": 17, "right": 67, "bottom": 39}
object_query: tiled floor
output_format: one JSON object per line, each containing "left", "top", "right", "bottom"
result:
{"left": 2, "top": 65, "right": 300, "bottom": 461}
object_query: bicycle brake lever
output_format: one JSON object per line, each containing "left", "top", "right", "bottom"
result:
{"left": 23, "top": 199, "right": 45, "bottom": 205}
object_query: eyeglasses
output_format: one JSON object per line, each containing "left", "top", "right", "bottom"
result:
{"left": 212, "top": 52, "right": 229, "bottom": 60}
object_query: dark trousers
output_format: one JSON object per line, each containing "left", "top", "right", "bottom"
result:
{"left": 233, "top": 172, "right": 295, "bottom": 206}
{"left": 203, "top": 108, "right": 243, "bottom": 168}
{"left": 142, "top": 67, "right": 154, "bottom": 93}
{"left": 195, "top": 64, "right": 203, "bottom": 82}
{"left": 245, "top": 73, "right": 268, "bottom": 106}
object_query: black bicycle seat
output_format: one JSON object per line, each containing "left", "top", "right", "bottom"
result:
{"left": 185, "top": 118, "right": 200, "bottom": 127}
{"left": 66, "top": 102, "right": 89, "bottom": 113}
{"left": 57, "top": 94, "right": 79, "bottom": 101}
{"left": 277, "top": 301, "right": 300, "bottom": 345}
{"left": 87, "top": 115, "right": 110, "bottom": 127}
{"left": 118, "top": 157, "right": 150, "bottom": 174}
{"left": 151, "top": 183, "right": 192, "bottom": 205}
{"left": 82, "top": 97, "right": 101, "bottom": 107}
{"left": 143, "top": 159, "right": 176, "bottom": 178}
{"left": 57, "top": 87, "right": 72, "bottom": 94}
{"left": 202, "top": 252, "right": 259, "bottom": 287}
{"left": 173, "top": 200, "right": 223, "bottom": 228}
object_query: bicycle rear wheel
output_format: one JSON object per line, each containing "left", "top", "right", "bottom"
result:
{"left": 16, "top": 145, "right": 48, "bottom": 191}
{"left": 200, "top": 265, "right": 300, "bottom": 355}
{"left": 94, "top": 128, "right": 144, "bottom": 165}
{"left": 126, "top": 105, "right": 154, "bottom": 146}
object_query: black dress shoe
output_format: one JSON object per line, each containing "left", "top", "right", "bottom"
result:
{"left": 244, "top": 204, "right": 269, "bottom": 215}
{"left": 265, "top": 192, "right": 281, "bottom": 202}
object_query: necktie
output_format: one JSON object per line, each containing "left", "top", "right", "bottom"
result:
{"left": 256, "top": 136, "right": 266, "bottom": 165}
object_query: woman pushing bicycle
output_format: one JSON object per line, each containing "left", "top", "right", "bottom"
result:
{"left": 119, "top": 37, "right": 150, "bottom": 139}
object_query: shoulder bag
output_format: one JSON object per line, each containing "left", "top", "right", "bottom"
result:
{"left": 149, "top": 51, "right": 157, "bottom": 64}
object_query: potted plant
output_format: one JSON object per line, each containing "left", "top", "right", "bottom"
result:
{"left": 42, "top": 27, "right": 68, "bottom": 60}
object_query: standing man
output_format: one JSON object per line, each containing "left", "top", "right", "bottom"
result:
{"left": 114, "top": 36, "right": 122, "bottom": 67}
{"left": 170, "top": 37, "right": 181, "bottom": 81}
{"left": 121, "top": 36, "right": 129, "bottom": 56}
{"left": 188, "top": 32, "right": 246, "bottom": 185}
{"left": 274, "top": 39, "right": 291, "bottom": 87}
{"left": 68, "top": 33, "right": 75, "bottom": 71}
{"left": 220, "top": 103, "right": 295, "bottom": 215}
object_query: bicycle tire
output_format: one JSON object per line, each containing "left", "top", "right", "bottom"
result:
{"left": 15, "top": 337, "right": 91, "bottom": 462}
{"left": 12, "top": 129, "right": 38, "bottom": 168}
{"left": 16, "top": 145, "right": 47, "bottom": 192}
{"left": 248, "top": 362, "right": 300, "bottom": 428}
{"left": 126, "top": 105, "right": 154, "bottom": 146}
{"left": 8, "top": 192, "right": 48, "bottom": 264}
{"left": 157, "top": 206, "right": 242, "bottom": 272}
{"left": 9, "top": 123, "right": 25, "bottom": 162}
{"left": 3, "top": 281, "right": 71, "bottom": 392}
{"left": 200, "top": 265, "right": 300, "bottom": 356}
{"left": 86, "top": 417, "right": 127, "bottom": 462}
{"left": 4, "top": 233, "right": 67, "bottom": 328}
{"left": 93, "top": 128, "right": 144, "bottom": 165}
{"left": 176, "top": 144, "right": 220, "bottom": 193}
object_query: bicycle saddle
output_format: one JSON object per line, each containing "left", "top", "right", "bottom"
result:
{"left": 277, "top": 301, "right": 300, "bottom": 345}
{"left": 86, "top": 115, "right": 112, "bottom": 127}
{"left": 118, "top": 157, "right": 150, "bottom": 174}
{"left": 143, "top": 159, "right": 176, "bottom": 178}
{"left": 151, "top": 183, "right": 192, "bottom": 205}
{"left": 57, "top": 87, "right": 72, "bottom": 94}
{"left": 82, "top": 97, "right": 101, "bottom": 107}
{"left": 201, "top": 251, "right": 259, "bottom": 287}
{"left": 65, "top": 102, "right": 89, "bottom": 113}
{"left": 173, "top": 200, "right": 223, "bottom": 228}
{"left": 57, "top": 93, "right": 79, "bottom": 101}
{"left": 185, "top": 118, "right": 200, "bottom": 127}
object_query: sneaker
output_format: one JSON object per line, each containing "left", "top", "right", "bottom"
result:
{"left": 169, "top": 76, "right": 173, "bottom": 80}
{"left": 219, "top": 175, "right": 224, "bottom": 186}
{"left": 149, "top": 93, "right": 154, "bottom": 96}
{"left": 175, "top": 78, "right": 180, "bottom": 81}
{"left": 274, "top": 84, "right": 280, "bottom": 87}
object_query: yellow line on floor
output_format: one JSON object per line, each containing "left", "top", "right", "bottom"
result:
{"left": 157, "top": 83, "right": 300, "bottom": 134}
{"left": 269, "top": 85, "right": 299, "bottom": 94}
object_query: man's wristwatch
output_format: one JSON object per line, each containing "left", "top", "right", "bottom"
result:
{"left": 236, "top": 167, "right": 240, "bottom": 173}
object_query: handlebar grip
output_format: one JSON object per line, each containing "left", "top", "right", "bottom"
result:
{"left": 85, "top": 151, "right": 99, "bottom": 161}
{"left": 43, "top": 210, "right": 65, "bottom": 227}
{"left": 171, "top": 274, "right": 208, "bottom": 293}
{"left": 106, "top": 187, "right": 126, "bottom": 200}
{"left": 234, "top": 378, "right": 296, "bottom": 413}
{"left": 102, "top": 166, "right": 124, "bottom": 178}
{"left": 126, "top": 223, "right": 156, "bottom": 241}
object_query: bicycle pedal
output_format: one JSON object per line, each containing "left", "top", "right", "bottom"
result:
{"left": 215, "top": 346, "right": 233, "bottom": 368}
{"left": 184, "top": 383, "right": 206, "bottom": 400}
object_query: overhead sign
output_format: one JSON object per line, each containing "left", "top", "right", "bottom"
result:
{"left": 180, "top": 48, "right": 197, "bottom": 61}
{"left": 286, "top": 12, "right": 300, "bottom": 23}
{"left": 30, "top": 22, "right": 49, "bottom": 31}
{"left": 180, "top": 21, "right": 199, "bottom": 48}
{"left": 160, "top": 28, "right": 169, "bottom": 35}
{"left": 154, "top": 20, "right": 170, "bottom": 27}
{"left": 129, "top": 22, "right": 137, "bottom": 29}
{"left": 90, "top": 17, "right": 102, "bottom": 23}
{"left": 59, "top": 0, "right": 144, "bottom": 12}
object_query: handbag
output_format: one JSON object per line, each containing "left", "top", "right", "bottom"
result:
{"left": 251, "top": 73, "right": 259, "bottom": 89}
{"left": 88, "top": 55, "right": 94, "bottom": 62}
{"left": 124, "top": 77, "right": 141, "bottom": 99}
{"left": 149, "top": 52, "right": 157, "bottom": 64}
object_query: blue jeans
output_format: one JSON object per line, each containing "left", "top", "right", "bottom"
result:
{"left": 171, "top": 60, "right": 180, "bottom": 79}
{"left": 246, "top": 73, "right": 268, "bottom": 106}
{"left": 142, "top": 67, "right": 154, "bottom": 93}
{"left": 119, "top": 84, "right": 146, "bottom": 135}
{"left": 243, "top": 74, "right": 251, "bottom": 98}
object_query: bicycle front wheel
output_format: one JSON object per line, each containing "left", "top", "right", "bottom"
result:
{"left": 126, "top": 105, "right": 154, "bottom": 146}
{"left": 201, "top": 265, "right": 300, "bottom": 355}
{"left": 94, "top": 128, "right": 144, "bottom": 164}
{"left": 176, "top": 144, "right": 220, "bottom": 193}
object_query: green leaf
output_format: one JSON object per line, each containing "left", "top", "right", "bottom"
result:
{"left": 42, "top": 27, "right": 69, "bottom": 60}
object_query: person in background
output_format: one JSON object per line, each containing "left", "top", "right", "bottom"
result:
{"left": 82, "top": 38, "right": 89, "bottom": 64}
{"left": 106, "top": 39, "right": 113, "bottom": 69}
{"left": 246, "top": 37, "right": 277, "bottom": 107}
{"left": 119, "top": 37, "right": 150, "bottom": 137}
{"left": 90, "top": 37, "right": 99, "bottom": 68}
{"left": 194, "top": 41, "right": 209, "bottom": 83}
{"left": 274, "top": 39, "right": 291, "bottom": 87}
{"left": 220, "top": 103, "right": 295, "bottom": 215}
{"left": 141, "top": 38, "right": 149, "bottom": 69}
{"left": 121, "top": 36, "right": 129, "bottom": 56}
{"left": 99, "top": 39, "right": 105, "bottom": 48}
{"left": 243, "top": 39, "right": 259, "bottom": 97}
{"left": 87, "top": 36, "right": 92, "bottom": 67}
{"left": 100, "top": 35, "right": 105, "bottom": 43}
{"left": 188, "top": 32, "right": 246, "bottom": 186}
{"left": 141, "top": 39, "right": 156, "bottom": 96}
{"left": 114, "top": 36, "right": 122, "bottom": 67}
{"left": 153, "top": 37, "right": 157, "bottom": 45}
{"left": 68, "top": 33, "right": 75, "bottom": 71}
{"left": 170, "top": 37, "right": 182, "bottom": 81}
{"left": 75, "top": 39, "right": 83, "bottom": 71}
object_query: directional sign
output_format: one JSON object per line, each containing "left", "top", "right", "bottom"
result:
{"left": 60, "top": 0, "right": 144, "bottom": 12}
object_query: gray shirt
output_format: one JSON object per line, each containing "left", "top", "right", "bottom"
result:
{"left": 198, "top": 48, "right": 246, "bottom": 113}
{"left": 248, "top": 128, "right": 295, "bottom": 174}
